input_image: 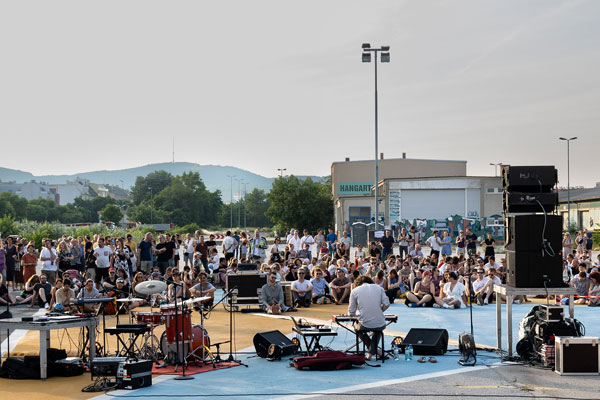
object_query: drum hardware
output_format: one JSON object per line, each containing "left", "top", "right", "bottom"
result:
{"left": 164, "top": 279, "right": 193, "bottom": 380}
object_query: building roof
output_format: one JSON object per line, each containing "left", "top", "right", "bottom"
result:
{"left": 558, "top": 187, "right": 600, "bottom": 203}
{"left": 331, "top": 157, "right": 467, "bottom": 166}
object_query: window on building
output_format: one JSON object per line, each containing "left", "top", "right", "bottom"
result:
{"left": 349, "top": 207, "right": 371, "bottom": 224}
{"left": 486, "top": 188, "right": 501, "bottom": 194}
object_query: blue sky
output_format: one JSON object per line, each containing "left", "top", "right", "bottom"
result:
{"left": 0, "top": 0, "right": 598, "bottom": 186}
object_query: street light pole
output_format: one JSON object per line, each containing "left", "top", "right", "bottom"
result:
{"left": 277, "top": 168, "right": 287, "bottom": 178}
{"left": 148, "top": 187, "right": 153, "bottom": 224}
{"left": 559, "top": 137, "right": 577, "bottom": 230}
{"left": 362, "top": 43, "right": 390, "bottom": 229}
{"left": 243, "top": 182, "right": 247, "bottom": 230}
{"left": 236, "top": 178, "right": 243, "bottom": 228}
{"left": 227, "top": 175, "right": 236, "bottom": 230}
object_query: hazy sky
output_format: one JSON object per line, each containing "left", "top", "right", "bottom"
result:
{"left": 1, "top": 0, "right": 598, "bottom": 187}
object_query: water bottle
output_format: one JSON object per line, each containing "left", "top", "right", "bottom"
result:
{"left": 393, "top": 343, "right": 400, "bottom": 361}
{"left": 405, "top": 344, "right": 413, "bottom": 361}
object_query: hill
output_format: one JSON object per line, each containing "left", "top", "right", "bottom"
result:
{"left": 0, "top": 163, "right": 324, "bottom": 198}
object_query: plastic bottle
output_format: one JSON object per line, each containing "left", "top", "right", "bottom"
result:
{"left": 393, "top": 343, "right": 399, "bottom": 360}
{"left": 405, "top": 344, "right": 413, "bottom": 361}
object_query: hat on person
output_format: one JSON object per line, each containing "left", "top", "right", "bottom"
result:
{"left": 151, "top": 272, "right": 161, "bottom": 278}
{"left": 422, "top": 270, "right": 431, "bottom": 277}
{"left": 109, "top": 267, "right": 116, "bottom": 272}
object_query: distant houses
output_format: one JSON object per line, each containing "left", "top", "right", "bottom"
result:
{"left": 0, "top": 178, "right": 130, "bottom": 205}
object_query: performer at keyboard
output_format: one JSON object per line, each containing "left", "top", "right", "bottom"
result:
{"left": 190, "top": 272, "right": 216, "bottom": 308}
{"left": 348, "top": 275, "right": 390, "bottom": 360}
{"left": 77, "top": 278, "right": 100, "bottom": 313}
{"left": 167, "top": 271, "right": 191, "bottom": 303}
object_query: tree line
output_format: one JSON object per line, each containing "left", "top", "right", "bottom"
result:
{"left": 0, "top": 170, "right": 333, "bottom": 232}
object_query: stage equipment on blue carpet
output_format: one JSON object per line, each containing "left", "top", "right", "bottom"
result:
{"left": 400, "top": 328, "right": 448, "bottom": 356}
{"left": 555, "top": 336, "right": 599, "bottom": 375}
{"left": 117, "top": 359, "right": 153, "bottom": 389}
{"left": 253, "top": 330, "right": 297, "bottom": 359}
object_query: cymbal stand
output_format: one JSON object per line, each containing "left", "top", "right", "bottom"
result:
{"left": 173, "top": 290, "right": 193, "bottom": 380}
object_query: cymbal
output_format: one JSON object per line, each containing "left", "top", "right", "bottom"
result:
{"left": 182, "top": 296, "right": 212, "bottom": 306}
{"left": 135, "top": 280, "right": 167, "bottom": 295}
{"left": 116, "top": 298, "right": 146, "bottom": 303}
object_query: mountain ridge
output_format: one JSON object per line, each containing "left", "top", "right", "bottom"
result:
{"left": 0, "top": 163, "right": 324, "bottom": 197}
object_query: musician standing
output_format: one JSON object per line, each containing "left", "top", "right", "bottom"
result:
{"left": 348, "top": 275, "right": 390, "bottom": 360}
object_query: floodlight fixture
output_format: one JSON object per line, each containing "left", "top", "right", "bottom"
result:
{"left": 362, "top": 52, "right": 371, "bottom": 63}
{"left": 362, "top": 43, "right": 371, "bottom": 49}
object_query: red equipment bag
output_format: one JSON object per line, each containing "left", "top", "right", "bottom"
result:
{"left": 293, "top": 351, "right": 365, "bottom": 371}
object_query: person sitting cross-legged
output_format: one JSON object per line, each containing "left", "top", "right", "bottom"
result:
{"left": 405, "top": 270, "right": 435, "bottom": 307}
{"left": 291, "top": 268, "right": 313, "bottom": 308}
{"left": 330, "top": 268, "right": 351, "bottom": 304}
{"left": 261, "top": 271, "right": 293, "bottom": 314}
{"left": 310, "top": 267, "right": 333, "bottom": 304}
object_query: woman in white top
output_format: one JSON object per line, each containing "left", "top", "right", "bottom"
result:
{"left": 435, "top": 272, "right": 467, "bottom": 309}
{"left": 354, "top": 244, "right": 366, "bottom": 261}
{"left": 562, "top": 233, "right": 573, "bottom": 258}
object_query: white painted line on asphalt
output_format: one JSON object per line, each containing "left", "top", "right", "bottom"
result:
{"left": 0, "top": 308, "right": 46, "bottom": 357}
{"left": 273, "top": 363, "right": 501, "bottom": 400}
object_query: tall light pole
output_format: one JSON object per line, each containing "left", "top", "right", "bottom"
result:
{"left": 489, "top": 163, "right": 503, "bottom": 177}
{"left": 148, "top": 187, "right": 153, "bottom": 224}
{"left": 242, "top": 182, "right": 247, "bottom": 230}
{"left": 226, "top": 175, "right": 236, "bottom": 229}
{"left": 235, "top": 178, "right": 243, "bottom": 228}
{"left": 559, "top": 137, "right": 577, "bottom": 229}
{"left": 277, "top": 168, "right": 287, "bottom": 178}
{"left": 362, "top": 43, "right": 390, "bottom": 228}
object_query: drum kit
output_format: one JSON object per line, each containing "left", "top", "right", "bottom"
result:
{"left": 133, "top": 280, "right": 214, "bottom": 368}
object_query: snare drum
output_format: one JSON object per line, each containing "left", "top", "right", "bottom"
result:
{"left": 136, "top": 311, "right": 163, "bottom": 325}
{"left": 163, "top": 309, "right": 193, "bottom": 343}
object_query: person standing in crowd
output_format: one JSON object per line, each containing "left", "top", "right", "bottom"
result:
{"left": 183, "top": 233, "right": 195, "bottom": 268}
{"left": 426, "top": 230, "right": 442, "bottom": 259}
{"left": 21, "top": 244, "right": 38, "bottom": 284}
{"left": 40, "top": 239, "right": 58, "bottom": 283}
{"left": 222, "top": 231, "right": 236, "bottom": 262}
{"left": 93, "top": 237, "right": 113, "bottom": 284}
{"left": 137, "top": 232, "right": 154, "bottom": 274}
{"left": 407, "top": 225, "right": 421, "bottom": 251}
{"left": 381, "top": 230, "right": 395, "bottom": 261}
{"left": 155, "top": 234, "right": 170, "bottom": 275}
{"left": 481, "top": 232, "right": 495, "bottom": 261}
{"left": 3, "top": 237, "right": 18, "bottom": 290}
{"left": 194, "top": 233, "right": 209, "bottom": 271}
{"left": 300, "top": 230, "right": 315, "bottom": 257}
{"left": 440, "top": 230, "right": 452, "bottom": 258}
{"left": 398, "top": 228, "right": 409, "bottom": 259}
{"left": 326, "top": 228, "right": 337, "bottom": 256}
{"left": 465, "top": 227, "right": 478, "bottom": 257}
{"left": 456, "top": 230, "right": 466, "bottom": 256}
{"left": 562, "top": 233, "right": 573, "bottom": 258}
{"left": 249, "top": 230, "right": 267, "bottom": 263}
{"left": 348, "top": 275, "right": 390, "bottom": 360}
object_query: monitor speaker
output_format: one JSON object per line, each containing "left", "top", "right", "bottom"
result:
{"left": 502, "top": 165, "right": 557, "bottom": 192}
{"left": 505, "top": 215, "right": 562, "bottom": 252}
{"left": 506, "top": 250, "right": 564, "bottom": 288}
{"left": 399, "top": 328, "right": 448, "bottom": 355}
{"left": 253, "top": 330, "right": 297, "bottom": 359}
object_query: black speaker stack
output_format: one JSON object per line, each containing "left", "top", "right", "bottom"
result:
{"left": 502, "top": 165, "right": 563, "bottom": 288}
{"left": 399, "top": 328, "right": 448, "bottom": 355}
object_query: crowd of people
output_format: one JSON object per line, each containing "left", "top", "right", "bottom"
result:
{"left": 0, "top": 225, "right": 599, "bottom": 315}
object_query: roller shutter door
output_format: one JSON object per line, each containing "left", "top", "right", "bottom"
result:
{"left": 401, "top": 189, "right": 464, "bottom": 220}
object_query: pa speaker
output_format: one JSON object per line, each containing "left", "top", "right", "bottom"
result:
{"left": 253, "top": 330, "right": 297, "bottom": 358}
{"left": 505, "top": 215, "right": 562, "bottom": 252}
{"left": 503, "top": 192, "right": 558, "bottom": 214}
{"left": 400, "top": 328, "right": 448, "bottom": 355}
{"left": 506, "top": 250, "right": 564, "bottom": 288}
{"left": 502, "top": 165, "right": 557, "bottom": 193}
{"left": 238, "top": 263, "right": 258, "bottom": 272}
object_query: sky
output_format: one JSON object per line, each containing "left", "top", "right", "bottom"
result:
{"left": 1, "top": 0, "right": 599, "bottom": 187}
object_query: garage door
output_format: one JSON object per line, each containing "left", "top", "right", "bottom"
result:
{"left": 401, "top": 189, "right": 465, "bottom": 220}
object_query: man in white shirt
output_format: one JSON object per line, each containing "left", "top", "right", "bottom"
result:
{"left": 340, "top": 231, "right": 352, "bottom": 252}
{"left": 348, "top": 275, "right": 390, "bottom": 360}
{"left": 222, "top": 231, "right": 236, "bottom": 262}
{"left": 291, "top": 269, "right": 313, "bottom": 308}
{"left": 93, "top": 238, "right": 114, "bottom": 284}
{"left": 184, "top": 233, "right": 196, "bottom": 268}
{"left": 40, "top": 239, "right": 58, "bottom": 283}
{"left": 483, "top": 256, "right": 500, "bottom": 272}
{"left": 425, "top": 230, "right": 442, "bottom": 259}
{"left": 288, "top": 230, "right": 302, "bottom": 255}
{"left": 300, "top": 230, "right": 315, "bottom": 255}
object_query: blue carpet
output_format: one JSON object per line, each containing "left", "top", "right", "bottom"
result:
{"left": 103, "top": 303, "right": 599, "bottom": 399}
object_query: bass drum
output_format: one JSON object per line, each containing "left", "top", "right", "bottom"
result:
{"left": 191, "top": 324, "right": 210, "bottom": 351}
{"left": 160, "top": 331, "right": 190, "bottom": 364}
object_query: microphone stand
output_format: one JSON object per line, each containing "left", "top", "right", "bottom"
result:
{"left": 170, "top": 280, "right": 192, "bottom": 380}
{"left": 206, "top": 286, "right": 246, "bottom": 367}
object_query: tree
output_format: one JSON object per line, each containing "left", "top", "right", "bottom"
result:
{"left": 100, "top": 204, "right": 123, "bottom": 223}
{"left": 131, "top": 170, "right": 173, "bottom": 205}
{"left": 245, "top": 189, "right": 272, "bottom": 227}
{"left": 266, "top": 175, "right": 333, "bottom": 233}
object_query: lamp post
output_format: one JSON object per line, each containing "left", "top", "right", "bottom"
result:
{"left": 236, "top": 178, "right": 244, "bottom": 228}
{"left": 362, "top": 43, "right": 390, "bottom": 228}
{"left": 489, "top": 163, "right": 503, "bottom": 177}
{"left": 148, "top": 187, "right": 153, "bottom": 224}
{"left": 559, "top": 137, "right": 577, "bottom": 230}
{"left": 227, "top": 175, "right": 236, "bottom": 230}
{"left": 277, "top": 168, "right": 287, "bottom": 178}
{"left": 242, "top": 182, "right": 247, "bottom": 230}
